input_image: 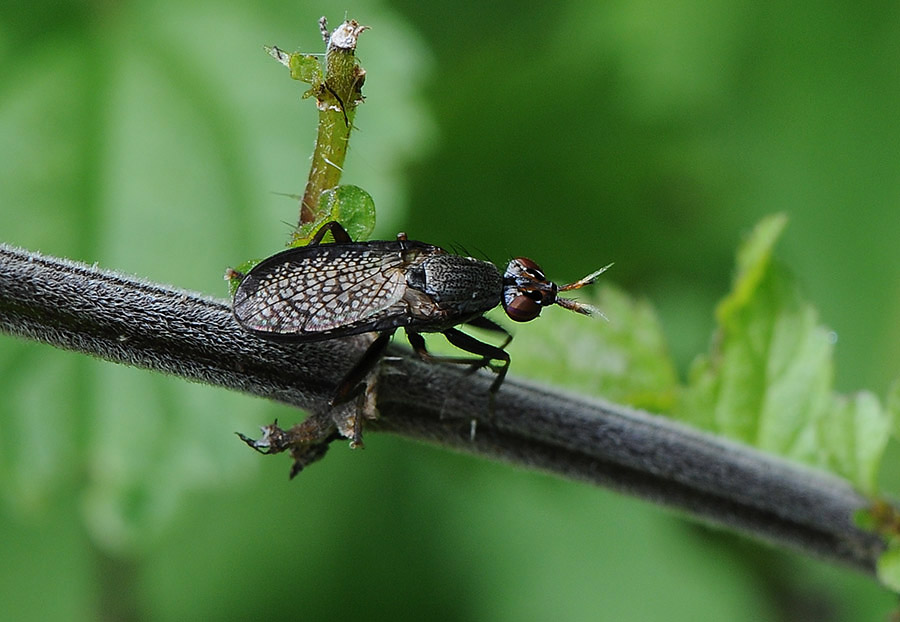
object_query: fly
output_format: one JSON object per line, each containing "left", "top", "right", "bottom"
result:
{"left": 232, "top": 220, "right": 612, "bottom": 410}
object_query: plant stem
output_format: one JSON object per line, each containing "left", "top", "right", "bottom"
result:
{"left": 0, "top": 242, "right": 888, "bottom": 574}
{"left": 299, "top": 18, "right": 368, "bottom": 224}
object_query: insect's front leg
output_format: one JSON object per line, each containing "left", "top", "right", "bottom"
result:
{"left": 440, "top": 327, "right": 511, "bottom": 399}
{"left": 465, "top": 315, "right": 513, "bottom": 349}
{"left": 407, "top": 326, "right": 511, "bottom": 415}
{"left": 406, "top": 327, "right": 508, "bottom": 438}
{"left": 405, "top": 329, "right": 499, "bottom": 367}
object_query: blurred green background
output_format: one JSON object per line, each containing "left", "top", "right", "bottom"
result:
{"left": 1, "top": 0, "right": 899, "bottom": 620}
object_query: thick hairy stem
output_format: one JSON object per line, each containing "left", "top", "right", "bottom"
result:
{"left": 0, "top": 242, "right": 887, "bottom": 573}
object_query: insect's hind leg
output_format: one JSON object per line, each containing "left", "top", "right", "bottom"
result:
{"left": 330, "top": 329, "right": 396, "bottom": 407}
{"left": 309, "top": 220, "right": 353, "bottom": 245}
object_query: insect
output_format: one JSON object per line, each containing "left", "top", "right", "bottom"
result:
{"left": 232, "top": 220, "right": 611, "bottom": 410}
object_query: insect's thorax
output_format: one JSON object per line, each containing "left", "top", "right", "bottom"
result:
{"left": 404, "top": 253, "right": 502, "bottom": 328}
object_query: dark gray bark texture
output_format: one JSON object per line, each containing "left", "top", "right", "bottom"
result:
{"left": 0, "top": 242, "right": 887, "bottom": 574}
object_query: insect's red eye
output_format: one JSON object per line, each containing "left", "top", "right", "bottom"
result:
{"left": 514, "top": 257, "right": 545, "bottom": 280}
{"left": 504, "top": 293, "right": 542, "bottom": 322}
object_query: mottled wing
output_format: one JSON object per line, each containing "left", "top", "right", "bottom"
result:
{"left": 233, "top": 241, "right": 425, "bottom": 341}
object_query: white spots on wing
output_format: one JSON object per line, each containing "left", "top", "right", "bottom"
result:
{"left": 235, "top": 244, "right": 411, "bottom": 335}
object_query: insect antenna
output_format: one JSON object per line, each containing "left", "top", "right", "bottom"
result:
{"left": 558, "top": 262, "right": 614, "bottom": 292}
{"left": 555, "top": 297, "right": 608, "bottom": 320}
{"left": 554, "top": 262, "right": 614, "bottom": 320}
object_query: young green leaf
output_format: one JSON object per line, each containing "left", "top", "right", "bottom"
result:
{"left": 889, "top": 378, "right": 900, "bottom": 441}
{"left": 289, "top": 185, "right": 376, "bottom": 246}
{"left": 289, "top": 53, "right": 324, "bottom": 86}
{"left": 877, "top": 542, "right": 900, "bottom": 593}
{"left": 676, "top": 214, "right": 894, "bottom": 493}
{"left": 224, "top": 261, "right": 260, "bottom": 297}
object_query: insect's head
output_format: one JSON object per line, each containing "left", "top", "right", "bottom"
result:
{"left": 501, "top": 258, "right": 613, "bottom": 322}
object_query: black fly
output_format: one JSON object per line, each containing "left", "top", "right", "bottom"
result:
{"left": 232, "top": 220, "right": 611, "bottom": 412}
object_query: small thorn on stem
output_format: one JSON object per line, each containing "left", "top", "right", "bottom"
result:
{"left": 224, "top": 267, "right": 244, "bottom": 281}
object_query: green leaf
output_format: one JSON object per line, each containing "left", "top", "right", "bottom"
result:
{"left": 889, "top": 378, "right": 900, "bottom": 440}
{"left": 507, "top": 283, "right": 679, "bottom": 413}
{"left": 229, "top": 185, "right": 375, "bottom": 292}
{"left": 819, "top": 391, "right": 891, "bottom": 495}
{"left": 290, "top": 185, "right": 376, "bottom": 246}
{"left": 288, "top": 53, "right": 323, "bottom": 85}
{"left": 264, "top": 45, "right": 323, "bottom": 86}
{"left": 676, "top": 214, "right": 894, "bottom": 492}
{"left": 715, "top": 213, "right": 788, "bottom": 326}
{"left": 877, "top": 541, "right": 900, "bottom": 593}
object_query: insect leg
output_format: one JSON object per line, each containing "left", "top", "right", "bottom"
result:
{"left": 309, "top": 220, "right": 353, "bottom": 245}
{"left": 407, "top": 329, "right": 507, "bottom": 435}
{"left": 405, "top": 330, "right": 428, "bottom": 358}
{"left": 329, "top": 329, "right": 396, "bottom": 406}
{"left": 441, "top": 328, "right": 511, "bottom": 398}
{"left": 465, "top": 315, "right": 513, "bottom": 348}
{"left": 406, "top": 329, "right": 497, "bottom": 366}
